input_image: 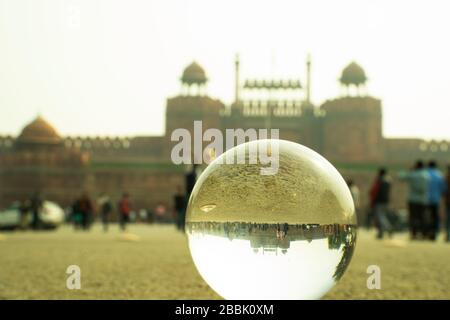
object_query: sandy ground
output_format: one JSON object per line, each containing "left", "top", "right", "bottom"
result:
{"left": 0, "top": 224, "right": 449, "bottom": 300}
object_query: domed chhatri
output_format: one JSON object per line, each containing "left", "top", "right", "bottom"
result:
{"left": 181, "top": 61, "right": 208, "bottom": 85}
{"left": 340, "top": 62, "right": 367, "bottom": 87}
{"left": 16, "top": 115, "right": 62, "bottom": 148}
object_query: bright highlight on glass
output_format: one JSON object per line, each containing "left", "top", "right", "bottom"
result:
{"left": 186, "top": 139, "right": 357, "bottom": 300}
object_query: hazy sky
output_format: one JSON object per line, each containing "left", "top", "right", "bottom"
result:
{"left": 0, "top": 0, "right": 449, "bottom": 139}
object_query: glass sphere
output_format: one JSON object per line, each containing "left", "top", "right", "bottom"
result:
{"left": 186, "top": 139, "right": 357, "bottom": 300}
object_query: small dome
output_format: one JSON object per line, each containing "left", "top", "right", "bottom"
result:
{"left": 340, "top": 62, "right": 367, "bottom": 86}
{"left": 181, "top": 62, "right": 207, "bottom": 85}
{"left": 16, "top": 116, "right": 62, "bottom": 147}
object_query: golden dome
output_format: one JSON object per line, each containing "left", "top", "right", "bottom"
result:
{"left": 340, "top": 62, "right": 367, "bottom": 86}
{"left": 16, "top": 116, "right": 62, "bottom": 147}
{"left": 181, "top": 61, "right": 207, "bottom": 85}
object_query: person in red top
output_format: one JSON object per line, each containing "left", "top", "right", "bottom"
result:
{"left": 369, "top": 179, "right": 380, "bottom": 209}
{"left": 118, "top": 193, "right": 131, "bottom": 231}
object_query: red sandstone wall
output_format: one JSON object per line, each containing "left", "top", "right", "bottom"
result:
{"left": 321, "top": 96, "right": 384, "bottom": 163}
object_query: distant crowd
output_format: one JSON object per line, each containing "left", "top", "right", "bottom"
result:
{"left": 68, "top": 191, "right": 182, "bottom": 232}
{"left": 70, "top": 192, "right": 132, "bottom": 232}
{"left": 66, "top": 164, "right": 199, "bottom": 233}
{"left": 348, "top": 160, "right": 450, "bottom": 241}
{"left": 8, "top": 161, "right": 450, "bottom": 242}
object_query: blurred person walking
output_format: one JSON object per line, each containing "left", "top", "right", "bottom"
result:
{"left": 139, "top": 208, "right": 148, "bottom": 223}
{"left": 98, "top": 194, "right": 113, "bottom": 232}
{"left": 399, "top": 160, "right": 430, "bottom": 240}
{"left": 19, "top": 199, "right": 30, "bottom": 229}
{"left": 370, "top": 168, "right": 392, "bottom": 239}
{"left": 445, "top": 165, "right": 450, "bottom": 242}
{"left": 180, "top": 164, "right": 198, "bottom": 231}
{"left": 72, "top": 198, "right": 82, "bottom": 229}
{"left": 30, "top": 192, "right": 43, "bottom": 230}
{"left": 75, "top": 192, "right": 93, "bottom": 231}
{"left": 426, "top": 161, "right": 446, "bottom": 241}
{"left": 154, "top": 203, "right": 169, "bottom": 223}
{"left": 185, "top": 164, "right": 198, "bottom": 199}
{"left": 118, "top": 193, "right": 131, "bottom": 231}
{"left": 174, "top": 186, "right": 186, "bottom": 232}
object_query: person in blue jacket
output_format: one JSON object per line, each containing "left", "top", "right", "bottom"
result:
{"left": 445, "top": 165, "right": 450, "bottom": 242}
{"left": 399, "top": 160, "right": 430, "bottom": 240}
{"left": 426, "top": 160, "right": 446, "bottom": 241}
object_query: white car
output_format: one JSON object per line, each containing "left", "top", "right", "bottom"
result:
{"left": 0, "top": 201, "right": 64, "bottom": 230}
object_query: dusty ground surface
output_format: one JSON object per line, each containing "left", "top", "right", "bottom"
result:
{"left": 0, "top": 224, "right": 449, "bottom": 300}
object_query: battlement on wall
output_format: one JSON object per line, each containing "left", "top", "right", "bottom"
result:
{"left": 385, "top": 138, "right": 450, "bottom": 151}
{"left": 385, "top": 138, "right": 450, "bottom": 163}
{"left": 166, "top": 95, "right": 224, "bottom": 114}
{"left": 223, "top": 101, "right": 324, "bottom": 118}
{"left": 226, "top": 101, "right": 302, "bottom": 117}
{"left": 0, "top": 135, "right": 136, "bottom": 150}
{"left": 417, "top": 140, "right": 450, "bottom": 153}
{"left": 0, "top": 134, "right": 166, "bottom": 162}
{"left": 58, "top": 135, "right": 165, "bottom": 153}
{"left": 0, "top": 149, "right": 90, "bottom": 167}
{"left": 63, "top": 136, "right": 166, "bottom": 162}
{"left": 63, "top": 136, "right": 133, "bottom": 150}
{"left": 320, "top": 96, "right": 382, "bottom": 115}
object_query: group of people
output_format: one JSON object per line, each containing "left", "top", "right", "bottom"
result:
{"left": 71, "top": 192, "right": 132, "bottom": 232}
{"left": 276, "top": 223, "right": 289, "bottom": 239}
{"left": 367, "top": 160, "right": 449, "bottom": 241}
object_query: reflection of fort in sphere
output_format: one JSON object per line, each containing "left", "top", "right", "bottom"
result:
{"left": 186, "top": 140, "right": 357, "bottom": 299}
{"left": 0, "top": 58, "right": 448, "bottom": 211}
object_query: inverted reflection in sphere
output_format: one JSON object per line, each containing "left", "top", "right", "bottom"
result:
{"left": 186, "top": 139, "right": 357, "bottom": 300}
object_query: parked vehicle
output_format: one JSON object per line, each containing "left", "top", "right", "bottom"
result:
{"left": 0, "top": 201, "right": 64, "bottom": 230}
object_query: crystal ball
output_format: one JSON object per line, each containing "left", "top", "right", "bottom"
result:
{"left": 186, "top": 139, "right": 357, "bottom": 300}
